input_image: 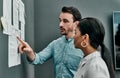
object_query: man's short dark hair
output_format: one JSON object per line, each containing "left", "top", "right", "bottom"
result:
{"left": 62, "top": 6, "right": 82, "bottom": 22}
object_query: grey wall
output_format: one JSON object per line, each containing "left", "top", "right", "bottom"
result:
{"left": 0, "top": 0, "right": 34, "bottom": 78}
{"left": 1, "top": 0, "right": 120, "bottom": 78}
{"left": 22, "top": 0, "right": 35, "bottom": 78}
{"left": 34, "top": 0, "right": 120, "bottom": 78}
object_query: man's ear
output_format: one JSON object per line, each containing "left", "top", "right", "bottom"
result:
{"left": 75, "top": 21, "right": 79, "bottom": 27}
{"left": 74, "top": 21, "right": 79, "bottom": 30}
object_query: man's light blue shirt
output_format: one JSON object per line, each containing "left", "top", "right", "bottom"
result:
{"left": 31, "top": 36, "right": 83, "bottom": 78}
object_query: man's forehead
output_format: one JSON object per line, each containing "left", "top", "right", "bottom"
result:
{"left": 59, "top": 12, "right": 73, "bottom": 19}
{"left": 60, "top": 12, "right": 73, "bottom": 15}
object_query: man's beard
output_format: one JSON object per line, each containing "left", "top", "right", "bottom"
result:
{"left": 60, "top": 32, "right": 67, "bottom": 35}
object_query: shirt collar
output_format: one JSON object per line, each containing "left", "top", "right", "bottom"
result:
{"left": 63, "top": 36, "right": 74, "bottom": 42}
{"left": 80, "top": 51, "right": 101, "bottom": 67}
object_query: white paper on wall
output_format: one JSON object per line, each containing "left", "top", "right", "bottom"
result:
{"left": 18, "top": 0, "right": 25, "bottom": 40}
{"left": 3, "top": 0, "right": 11, "bottom": 35}
{"left": 2, "top": 0, "right": 25, "bottom": 67}
{"left": 8, "top": 27, "right": 21, "bottom": 67}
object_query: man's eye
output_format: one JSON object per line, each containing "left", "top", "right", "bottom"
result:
{"left": 63, "top": 19, "right": 69, "bottom": 23}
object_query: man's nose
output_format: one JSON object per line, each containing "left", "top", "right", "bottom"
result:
{"left": 59, "top": 21, "right": 64, "bottom": 27}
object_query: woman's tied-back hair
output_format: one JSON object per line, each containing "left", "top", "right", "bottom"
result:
{"left": 78, "top": 17, "right": 105, "bottom": 49}
{"left": 78, "top": 17, "right": 115, "bottom": 78}
{"left": 62, "top": 6, "right": 82, "bottom": 22}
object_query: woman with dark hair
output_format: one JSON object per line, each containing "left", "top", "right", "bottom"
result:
{"left": 73, "top": 17, "right": 115, "bottom": 78}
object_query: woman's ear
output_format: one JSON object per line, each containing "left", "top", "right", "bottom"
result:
{"left": 83, "top": 34, "right": 89, "bottom": 41}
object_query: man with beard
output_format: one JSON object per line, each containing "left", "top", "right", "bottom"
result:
{"left": 17, "top": 6, "right": 83, "bottom": 78}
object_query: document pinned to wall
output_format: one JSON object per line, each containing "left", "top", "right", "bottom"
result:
{"left": 18, "top": 0, "right": 25, "bottom": 40}
{"left": 2, "top": 0, "right": 25, "bottom": 67}
{"left": 2, "top": 0, "right": 11, "bottom": 35}
{"left": 8, "top": 28, "right": 21, "bottom": 67}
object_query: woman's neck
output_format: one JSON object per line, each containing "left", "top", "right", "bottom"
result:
{"left": 82, "top": 47, "right": 96, "bottom": 57}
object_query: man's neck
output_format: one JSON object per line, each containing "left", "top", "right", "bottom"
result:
{"left": 65, "top": 32, "right": 75, "bottom": 39}
{"left": 65, "top": 34, "right": 74, "bottom": 40}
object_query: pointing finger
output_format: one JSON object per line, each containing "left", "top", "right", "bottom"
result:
{"left": 16, "top": 36, "right": 26, "bottom": 45}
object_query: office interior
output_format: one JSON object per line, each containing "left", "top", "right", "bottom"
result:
{"left": 0, "top": 0, "right": 120, "bottom": 78}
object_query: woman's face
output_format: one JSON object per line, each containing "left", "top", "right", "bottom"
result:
{"left": 74, "top": 27, "right": 84, "bottom": 49}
